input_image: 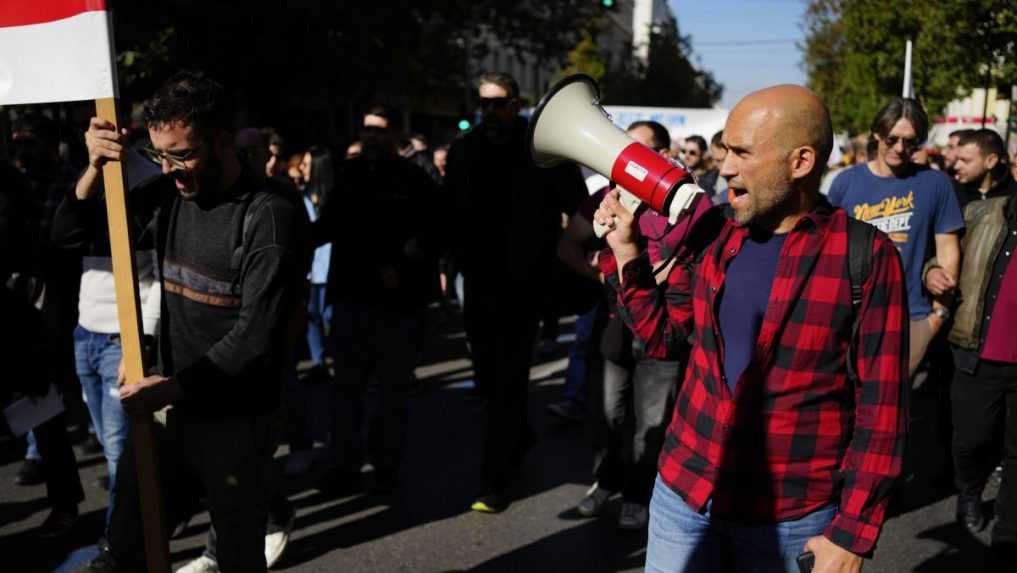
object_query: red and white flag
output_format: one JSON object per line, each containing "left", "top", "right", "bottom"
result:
{"left": 0, "top": 0, "right": 116, "bottom": 105}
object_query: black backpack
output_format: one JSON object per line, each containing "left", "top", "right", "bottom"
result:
{"left": 846, "top": 217, "right": 876, "bottom": 381}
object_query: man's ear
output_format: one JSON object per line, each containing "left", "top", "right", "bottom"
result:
{"left": 790, "top": 145, "right": 817, "bottom": 181}
{"left": 985, "top": 152, "right": 1000, "bottom": 171}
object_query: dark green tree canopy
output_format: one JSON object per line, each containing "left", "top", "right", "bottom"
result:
{"left": 803, "top": 0, "right": 1017, "bottom": 135}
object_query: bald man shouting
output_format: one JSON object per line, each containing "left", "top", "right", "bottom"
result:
{"left": 595, "top": 85, "right": 908, "bottom": 572}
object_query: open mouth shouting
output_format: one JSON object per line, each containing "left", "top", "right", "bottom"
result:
{"left": 728, "top": 186, "right": 749, "bottom": 206}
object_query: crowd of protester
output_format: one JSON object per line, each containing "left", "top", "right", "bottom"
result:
{"left": 1, "top": 67, "right": 1016, "bottom": 573}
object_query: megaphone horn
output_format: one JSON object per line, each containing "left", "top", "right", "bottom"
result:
{"left": 527, "top": 74, "right": 704, "bottom": 235}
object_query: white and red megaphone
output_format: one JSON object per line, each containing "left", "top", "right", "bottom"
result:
{"left": 527, "top": 74, "right": 704, "bottom": 236}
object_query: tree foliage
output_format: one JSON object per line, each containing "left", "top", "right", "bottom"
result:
{"left": 600, "top": 16, "right": 723, "bottom": 107}
{"left": 109, "top": 0, "right": 601, "bottom": 145}
{"left": 803, "top": 0, "right": 1017, "bottom": 135}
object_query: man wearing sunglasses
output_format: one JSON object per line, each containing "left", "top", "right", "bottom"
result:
{"left": 829, "top": 98, "right": 963, "bottom": 379}
{"left": 445, "top": 72, "right": 586, "bottom": 513}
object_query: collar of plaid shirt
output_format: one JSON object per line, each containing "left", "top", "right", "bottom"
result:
{"left": 611, "top": 200, "right": 908, "bottom": 557}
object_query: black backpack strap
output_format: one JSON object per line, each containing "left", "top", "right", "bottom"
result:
{"left": 846, "top": 218, "right": 876, "bottom": 381}
{"left": 230, "top": 190, "right": 276, "bottom": 294}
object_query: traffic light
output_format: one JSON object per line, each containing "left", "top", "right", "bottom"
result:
{"left": 601, "top": 0, "right": 615, "bottom": 8}
{"left": 458, "top": 119, "right": 471, "bottom": 131}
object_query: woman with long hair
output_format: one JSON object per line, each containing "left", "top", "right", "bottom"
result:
{"left": 284, "top": 146, "right": 335, "bottom": 477}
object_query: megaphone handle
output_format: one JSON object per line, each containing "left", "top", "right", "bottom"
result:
{"left": 593, "top": 187, "right": 643, "bottom": 238}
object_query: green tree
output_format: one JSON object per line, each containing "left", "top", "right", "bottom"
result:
{"left": 557, "top": 29, "right": 609, "bottom": 83}
{"left": 803, "top": 0, "right": 1017, "bottom": 135}
{"left": 601, "top": 16, "right": 722, "bottom": 107}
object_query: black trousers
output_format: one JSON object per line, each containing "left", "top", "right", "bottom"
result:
{"left": 33, "top": 411, "right": 85, "bottom": 510}
{"left": 328, "top": 301, "right": 423, "bottom": 475}
{"left": 108, "top": 408, "right": 273, "bottom": 572}
{"left": 464, "top": 291, "right": 540, "bottom": 493}
{"left": 951, "top": 352, "right": 1017, "bottom": 549}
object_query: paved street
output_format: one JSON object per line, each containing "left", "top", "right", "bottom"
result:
{"left": 0, "top": 308, "right": 1002, "bottom": 572}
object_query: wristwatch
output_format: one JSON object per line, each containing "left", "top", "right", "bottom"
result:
{"left": 932, "top": 307, "right": 950, "bottom": 321}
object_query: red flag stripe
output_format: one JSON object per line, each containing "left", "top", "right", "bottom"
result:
{"left": 0, "top": 0, "right": 106, "bottom": 29}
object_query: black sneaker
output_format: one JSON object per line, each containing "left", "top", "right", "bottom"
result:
{"left": 37, "top": 506, "right": 78, "bottom": 539}
{"left": 15, "top": 458, "right": 45, "bottom": 486}
{"left": 78, "top": 433, "right": 104, "bottom": 456}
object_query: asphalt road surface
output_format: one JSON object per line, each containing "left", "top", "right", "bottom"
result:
{"left": 0, "top": 308, "right": 1001, "bottom": 572}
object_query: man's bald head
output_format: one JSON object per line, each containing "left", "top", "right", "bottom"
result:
{"left": 730, "top": 85, "right": 833, "bottom": 177}
{"left": 721, "top": 85, "right": 832, "bottom": 231}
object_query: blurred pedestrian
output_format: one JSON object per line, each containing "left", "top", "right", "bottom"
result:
{"left": 559, "top": 121, "right": 687, "bottom": 531}
{"left": 939, "top": 128, "right": 1017, "bottom": 570}
{"left": 445, "top": 72, "right": 586, "bottom": 512}
{"left": 298, "top": 148, "right": 335, "bottom": 377}
{"left": 10, "top": 112, "right": 87, "bottom": 539}
{"left": 50, "top": 141, "right": 162, "bottom": 533}
{"left": 433, "top": 144, "right": 448, "bottom": 179}
{"left": 313, "top": 107, "right": 441, "bottom": 496}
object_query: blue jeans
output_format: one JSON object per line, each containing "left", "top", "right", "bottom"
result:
{"left": 562, "top": 303, "right": 599, "bottom": 405}
{"left": 646, "top": 475, "right": 836, "bottom": 573}
{"left": 306, "top": 283, "right": 332, "bottom": 367}
{"left": 25, "top": 430, "right": 40, "bottom": 460}
{"left": 74, "top": 325, "right": 128, "bottom": 526}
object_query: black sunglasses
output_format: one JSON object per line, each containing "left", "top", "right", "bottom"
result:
{"left": 479, "top": 97, "right": 512, "bottom": 110}
{"left": 883, "top": 134, "right": 920, "bottom": 151}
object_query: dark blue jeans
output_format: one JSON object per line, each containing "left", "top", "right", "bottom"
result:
{"left": 561, "top": 304, "right": 599, "bottom": 405}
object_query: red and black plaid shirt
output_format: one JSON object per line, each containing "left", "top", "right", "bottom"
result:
{"left": 600, "top": 200, "right": 908, "bottom": 555}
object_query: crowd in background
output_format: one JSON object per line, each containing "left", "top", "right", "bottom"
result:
{"left": 1, "top": 68, "right": 1017, "bottom": 573}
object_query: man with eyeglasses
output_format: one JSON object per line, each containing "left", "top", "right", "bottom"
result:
{"left": 444, "top": 71, "right": 586, "bottom": 513}
{"left": 72, "top": 70, "right": 307, "bottom": 573}
{"left": 829, "top": 98, "right": 963, "bottom": 379}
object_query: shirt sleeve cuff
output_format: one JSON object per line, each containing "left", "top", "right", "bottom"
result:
{"left": 823, "top": 511, "right": 881, "bottom": 557}
{"left": 619, "top": 251, "right": 655, "bottom": 291}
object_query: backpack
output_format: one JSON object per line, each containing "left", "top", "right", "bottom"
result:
{"left": 846, "top": 217, "right": 876, "bottom": 382}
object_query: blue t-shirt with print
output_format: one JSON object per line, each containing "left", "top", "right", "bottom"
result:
{"left": 829, "top": 164, "right": 963, "bottom": 319}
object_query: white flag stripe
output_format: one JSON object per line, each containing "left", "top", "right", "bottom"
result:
{"left": 0, "top": 10, "right": 115, "bottom": 105}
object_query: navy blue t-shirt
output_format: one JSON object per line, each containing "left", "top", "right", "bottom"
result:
{"left": 829, "top": 164, "right": 963, "bottom": 318}
{"left": 718, "top": 231, "right": 786, "bottom": 392}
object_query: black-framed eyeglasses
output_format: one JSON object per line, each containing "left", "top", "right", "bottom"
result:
{"left": 883, "top": 134, "right": 920, "bottom": 151}
{"left": 142, "top": 145, "right": 201, "bottom": 169}
{"left": 479, "top": 97, "right": 512, "bottom": 110}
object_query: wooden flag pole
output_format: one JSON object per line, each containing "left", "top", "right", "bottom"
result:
{"left": 94, "top": 96, "right": 171, "bottom": 573}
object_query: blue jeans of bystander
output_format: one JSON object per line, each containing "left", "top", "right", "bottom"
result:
{"left": 73, "top": 325, "right": 128, "bottom": 528}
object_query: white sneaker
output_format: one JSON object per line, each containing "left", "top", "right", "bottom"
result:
{"left": 577, "top": 482, "right": 613, "bottom": 517}
{"left": 265, "top": 508, "right": 296, "bottom": 568}
{"left": 283, "top": 450, "right": 314, "bottom": 477}
{"left": 176, "top": 555, "right": 220, "bottom": 573}
{"left": 618, "top": 502, "right": 649, "bottom": 530}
